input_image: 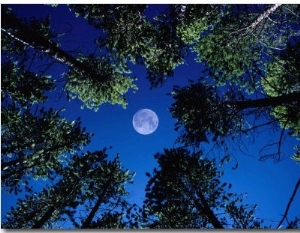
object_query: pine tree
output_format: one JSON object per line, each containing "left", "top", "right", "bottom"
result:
{"left": 2, "top": 149, "right": 136, "bottom": 229}
{"left": 1, "top": 105, "right": 92, "bottom": 194}
{"left": 1, "top": 5, "right": 137, "bottom": 111}
{"left": 143, "top": 148, "right": 263, "bottom": 229}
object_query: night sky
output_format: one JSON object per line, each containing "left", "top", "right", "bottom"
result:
{"left": 1, "top": 4, "right": 300, "bottom": 228}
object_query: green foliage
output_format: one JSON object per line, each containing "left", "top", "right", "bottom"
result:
{"left": 195, "top": 33, "right": 261, "bottom": 90}
{"left": 1, "top": 6, "right": 54, "bottom": 57}
{"left": 262, "top": 41, "right": 300, "bottom": 142}
{"left": 88, "top": 204, "right": 143, "bottom": 229}
{"left": 170, "top": 4, "right": 300, "bottom": 162}
{"left": 271, "top": 105, "right": 300, "bottom": 137}
{"left": 2, "top": 4, "right": 300, "bottom": 229}
{"left": 192, "top": 4, "right": 300, "bottom": 93}
{"left": 176, "top": 5, "right": 224, "bottom": 45}
{"left": 1, "top": 29, "right": 28, "bottom": 58}
{"left": 191, "top": 5, "right": 256, "bottom": 87}
{"left": 263, "top": 61, "right": 292, "bottom": 97}
{"left": 68, "top": 5, "right": 149, "bottom": 74}
{"left": 69, "top": 4, "right": 147, "bottom": 62}
{"left": 224, "top": 201, "right": 263, "bottom": 228}
{"left": 170, "top": 78, "right": 299, "bottom": 162}
{"left": 89, "top": 212, "right": 125, "bottom": 229}
{"left": 2, "top": 186, "right": 60, "bottom": 228}
{"left": 65, "top": 54, "right": 138, "bottom": 111}
{"left": 1, "top": 5, "right": 55, "bottom": 54}
{"left": 1, "top": 61, "right": 55, "bottom": 106}
{"left": 143, "top": 148, "right": 220, "bottom": 228}
{"left": 291, "top": 146, "right": 300, "bottom": 165}
{"left": 68, "top": 4, "right": 187, "bottom": 88}
{"left": 68, "top": 4, "right": 148, "bottom": 79}
{"left": 2, "top": 6, "right": 137, "bottom": 110}
{"left": 64, "top": 149, "right": 136, "bottom": 229}
{"left": 1, "top": 105, "right": 92, "bottom": 194}
{"left": 141, "top": 5, "right": 187, "bottom": 87}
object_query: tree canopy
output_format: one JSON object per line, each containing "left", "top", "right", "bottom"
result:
{"left": 1, "top": 3, "right": 300, "bottom": 229}
{"left": 168, "top": 4, "right": 300, "bottom": 163}
{"left": 66, "top": 4, "right": 300, "bottom": 162}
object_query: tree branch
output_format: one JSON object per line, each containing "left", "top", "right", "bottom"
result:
{"left": 259, "top": 121, "right": 287, "bottom": 162}
{"left": 226, "top": 92, "right": 300, "bottom": 110}
{"left": 277, "top": 178, "right": 300, "bottom": 229}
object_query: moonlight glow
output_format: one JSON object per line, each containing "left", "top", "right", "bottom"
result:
{"left": 132, "top": 109, "right": 159, "bottom": 135}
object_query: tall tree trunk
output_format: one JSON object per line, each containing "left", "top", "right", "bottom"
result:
{"left": 250, "top": 4, "right": 282, "bottom": 29}
{"left": 1, "top": 166, "right": 24, "bottom": 181}
{"left": 30, "top": 181, "right": 80, "bottom": 228}
{"left": 1, "top": 9, "right": 102, "bottom": 80}
{"left": 2, "top": 141, "right": 73, "bottom": 181}
{"left": 195, "top": 190, "right": 224, "bottom": 229}
{"left": 32, "top": 206, "right": 56, "bottom": 229}
{"left": 81, "top": 181, "right": 111, "bottom": 228}
{"left": 181, "top": 182, "right": 224, "bottom": 229}
{"left": 18, "top": 211, "right": 38, "bottom": 228}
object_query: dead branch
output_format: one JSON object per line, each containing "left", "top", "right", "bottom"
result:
{"left": 277, "top": 178, "right": 300, "bottom": 229}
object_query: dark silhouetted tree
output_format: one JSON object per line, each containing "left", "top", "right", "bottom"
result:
{"left": 1, "top": 60, "right": 55, "bottom": 106}
{"left": 1, "top": 104, "right": 92, "bottom": 194}
{"left": 166, "top": 5, "right": 300, "bottom": 163}
{"left": 170, "top": 79, "right": 299, "bottom": 162}
{"left": 2, "top": 149, "right": 136, "bottom": 229}
{"left": 142, "top": 148, "right": 263, "bottom": 229}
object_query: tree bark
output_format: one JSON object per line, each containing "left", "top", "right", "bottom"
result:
{"left": 31, "top": 180, "right": 80, "bottom": 228}
{"left": 194, "top": 190, "right": 224, "bottom": 229}
{"left": 181, "top": 182, "right": 224, "bottom": 229}
{"left": 231, "top": 4, "right": 282, "bottom": 36}
{"left": 81, "top": 181, "right": 111, "bottom": 228}
{"left": 250, "top": 4, "right": 282, "bottom": 29}
{"left": 1, "top": 10, "right": 102, "bottom": 79}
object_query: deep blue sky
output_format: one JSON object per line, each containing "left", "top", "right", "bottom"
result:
{"left": 1, "top": 4, "right": 300, "bottom": 228}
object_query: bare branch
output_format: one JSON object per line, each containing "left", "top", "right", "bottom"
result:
{"left": 277, "top": 178, "right": 300, "bottom": 229}
{"left": 241, "top": 119, "right": 278, "bottom": 134}
{"left": 259, "top": 121, "right": 288, "bottom": 162}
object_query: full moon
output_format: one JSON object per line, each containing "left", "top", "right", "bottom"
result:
{"left": 132, "top": 109, "right": 159, "bottom": 135}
